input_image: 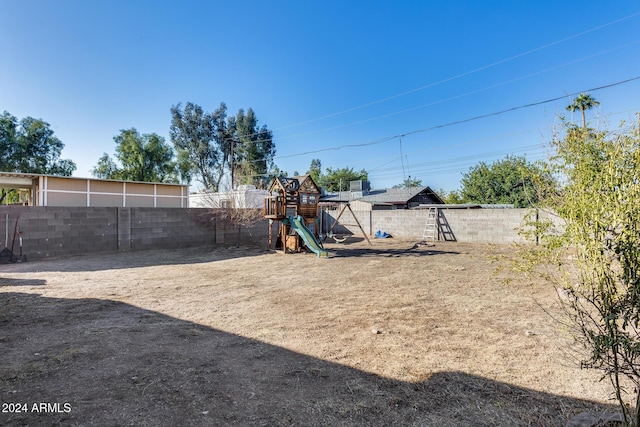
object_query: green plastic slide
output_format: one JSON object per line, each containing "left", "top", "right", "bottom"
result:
{"left": 289, "top": 215, "right": 329, "bottom": 258}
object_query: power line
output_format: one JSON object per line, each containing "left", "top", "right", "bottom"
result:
{"left": 364, "top": 106, "right": 639, "bottom": 184}
{"left": 276, "top": 40, "right": 640, "bottom": 141}
{"left": 270, "top": 76, "right": 640, "bottom": 162}
{"left": 399, "top": 76, "right": 640, "bottom": 138}
{"left": 273, "top": 11, "right": 640, "bottom": 132}
{"left": 197, "top": 13, "right": 640, "bottom": 154}
{"left": 210, "top": 36, "right": 640, "bottom": 154}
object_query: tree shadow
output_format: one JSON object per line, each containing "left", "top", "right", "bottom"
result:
{"left": 0, "top": 292, "right": 617, "bottom": 427}
{"left": 324, "top": 240, "right": 460, "bottom": 258}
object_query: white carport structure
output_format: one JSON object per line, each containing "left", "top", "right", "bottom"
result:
{"left": 0, "top": 172, "right": 188, "bottom": 207}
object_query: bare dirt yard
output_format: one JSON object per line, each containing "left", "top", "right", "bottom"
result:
{"left": 0, "top": 239, "right": 621, "bottom": 426}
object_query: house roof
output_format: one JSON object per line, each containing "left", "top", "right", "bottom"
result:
{"left": 320, "top": 186, "right": 444, "bottom": 205}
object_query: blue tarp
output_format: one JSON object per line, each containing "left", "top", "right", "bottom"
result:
{"left": 375, "top": 230, "right": 391, "bottom": 238}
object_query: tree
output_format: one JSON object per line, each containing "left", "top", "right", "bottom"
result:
{"left": 307, "top": 159, "right": 322, "bottom": 183}
{"left": 459, "top": 155, "right": 551, "bottom": 207}
{"left": 437, "top": 188, "right": 465, "bottom": 204}
{"left": 1, "top": 111, "right": 76, "bottom": 203}
{"left": 228, "top": 108, "right": 275, "bottom": 189}
{"left": 512, "top": 117, "right": 640, "bottom": 425}
{"left": 170, "top": 102, "right": 275, "bottom": 191}
{"left": 318, "top": 166, "right": 368, "bottom": 192}
{"left": 170, "top": 102, "right": 229, "bottom": 191}
{"left": 392, "top": 176, "right": 422, "bottom": 188}
{"left": 91, "top": 128, "right": 184, "bottom": 183}
{"left": 566, "top": 92, "right": 600, "bottom": 129}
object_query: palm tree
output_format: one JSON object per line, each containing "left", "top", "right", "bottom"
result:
{"left": 566, "top": 93, "right": 600, "bottom": 128}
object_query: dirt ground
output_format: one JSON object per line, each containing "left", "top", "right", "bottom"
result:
{"left": 0, "top": 238, "right": 621, "bottom": 426}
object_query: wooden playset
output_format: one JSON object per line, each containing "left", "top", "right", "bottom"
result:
{"left": 263, "top": 175, "right": 327, "bottom": 257}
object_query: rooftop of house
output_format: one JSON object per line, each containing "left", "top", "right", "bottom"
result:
{"left": 320, "top": 186, "right": 444, "bottom": 205}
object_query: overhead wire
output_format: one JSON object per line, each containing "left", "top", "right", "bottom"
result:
{"left": 276, "top": 39, "right": 640, "bottom": 141}
{"left": 369, "top": 146, "right": 548, "bottom": 178}
{"left": 233, "top": 104, "right": 638, "bottom": 184}
{"left": 365, "top": 107, "right": 640, "bottom": 183}
{"left": 267, "top": 76, "right": 640, "bottom": 163}
{"left": 272, "top": 11, "right": 640, "bottom": 132}
{"left": 219, "top": 12, "right": 640, "bottom": 145}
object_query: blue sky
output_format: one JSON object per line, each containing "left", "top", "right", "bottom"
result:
{"left": 2, "top": 1, "right": 639, "bottom": 192}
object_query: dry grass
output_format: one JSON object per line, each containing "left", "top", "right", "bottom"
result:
{"left": 0, "top": 239, "right": 620, "bottom": 426}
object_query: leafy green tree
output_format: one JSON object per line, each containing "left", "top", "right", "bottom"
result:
{"left": 228, "top": 108, "right": 275, "bottom": 189}
{"left": 566, "top": 92, "right": 600, "bottom": 129}
{"left": 392, "top": 176, "right": 422, "bottom": 188}
{"left": 307, "top": 159, "right": 322, "bottom": 183}
{"left": 91, "top": 154, "right": 120, "bottom": 180}
{"left": 318, "top": 166, "right": 368, "bottom": 192}
{"left": 1, "top": 111, "right": 76, "bottom": 203}
{"left": 437, "top": 188, "right": 465, "bottom": 204}
{"left": 512, "top": 117, "right": 640, "bottom": 425}
{"left": 459, "top": 155, "right": 551, "bottom": 207}
{"left": 170, "top": 102, "right": 274, "bottom": 191}
{"left": 170, "top": 102, "right": 229, "bottom": 190}
{"left": 91, "top": 128, "right": 183, "bottom": 183}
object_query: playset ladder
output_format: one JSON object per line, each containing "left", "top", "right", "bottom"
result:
{"left": 422, "top": 207, "right": 438, "bottom": 245}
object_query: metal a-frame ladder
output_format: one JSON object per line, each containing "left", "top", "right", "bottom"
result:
{"left": 422, "top": 207, "right": 438, "bottom": 246}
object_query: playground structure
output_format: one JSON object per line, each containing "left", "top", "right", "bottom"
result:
{"left": 263, "top": 175, "right": 328, "bottom": 257}
{"left": 322, "top": 202, "right": 371, "bottom": 246}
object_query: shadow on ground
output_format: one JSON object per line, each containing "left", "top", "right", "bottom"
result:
{"left": 0, "top": 292, "right": 616, "bottom": 427}
{"left": 325, "top": 239, "right": 460, "bottom": 258}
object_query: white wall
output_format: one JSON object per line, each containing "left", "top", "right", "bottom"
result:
{"left": 189, "top": 185, "right": 269, "bottom": 209}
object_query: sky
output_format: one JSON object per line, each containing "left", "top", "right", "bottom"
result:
{"left": 2, "top": 1, "right": 640, "bottom": 192}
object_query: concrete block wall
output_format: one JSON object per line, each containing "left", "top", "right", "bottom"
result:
{"left": 0, "top": 206, "right": 118, "bottom": 259}
{"left": 324, "top": 208, "right": 536, "bottom": 244}
{"left": 0, "top": 206, "right": 269, "bottom": 260}
{"left": 371, "top": 210, "right": 426, "bottom": 240}
{"left": 128, "top": 208, "right": 214, "bottom": 250}
{"left": 321, "top": 209, "right": 372, "bottom": 237}
{"left": 436, "top": 209, "right": 529, "bottom": 244}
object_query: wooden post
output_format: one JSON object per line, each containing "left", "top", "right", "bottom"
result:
{"left": 329, "top": 203, "right": 372, "bottom": 246}
{"left": 347, "top": 204, "right": 372, "bottom": 246}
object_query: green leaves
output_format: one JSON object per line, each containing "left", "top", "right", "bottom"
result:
{"left": 393, "top": 176, "right": 423, "bottom": 189}
{"left": 169, "top": 102, "right": 275, "bottom": 191}
{"left": 0, "top": 110, "right": 76, "bottom": 176}
{"left": 317, "top": 166, "right": 368, "bottom": 192}
{"left": 566, "top": 93, "right": 600, "bottom": 128}
{"left": 91, "top": 128, "right": 181, "bottom": 183}
{"left": 516, "top": 114, "right": 640, "bottom": 425}
{"left": 459, "top": 155, "right": 552, "bottom": 207}
{"left": 230, "top": 107, "right": 275, "bottom": 189}
{"left": 170, "top": 102, "right": 225, "bottom": 189}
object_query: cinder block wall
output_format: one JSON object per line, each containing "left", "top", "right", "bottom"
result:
{"left": 0, "top": 206, "right": 268, "bottom": 260}
{"left": 320, "top": 209, "right": 372, "bottom": 236}
{"left": 435, "top": 209, "right": 529, "bottom": 243}
{"left": 323, "top": 208, "right": 539, "bottom": 244}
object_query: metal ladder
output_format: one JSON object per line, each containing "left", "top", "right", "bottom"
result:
{"left": 422, "top": 207, "right": 438, "bottom": 245}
